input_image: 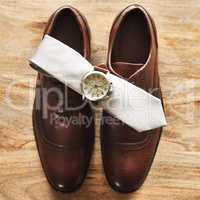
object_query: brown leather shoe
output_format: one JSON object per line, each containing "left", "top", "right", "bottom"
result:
{"left": 32, "top": 6, "right": 94, "bottom": 192}
{"left": 101, "top": 4, "right": 163, "bottom": 193}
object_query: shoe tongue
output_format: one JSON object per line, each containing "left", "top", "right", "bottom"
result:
{"left": 112, "top": 62, "right": 144, "bottom": 79}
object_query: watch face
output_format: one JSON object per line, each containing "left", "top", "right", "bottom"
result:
{"left": 82, "top": 71, "right": 110, "bottom": 101}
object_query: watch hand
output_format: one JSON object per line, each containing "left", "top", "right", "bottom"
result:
{"left": 88, "top": 87, "right": 93, "bottom": 94}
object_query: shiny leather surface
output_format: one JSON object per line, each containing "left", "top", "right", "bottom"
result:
{"left": 32, "top": 6, "right": 94, "bottom": 192}
{"left": 101, "top": 4, "right": 163, "bottom": 193}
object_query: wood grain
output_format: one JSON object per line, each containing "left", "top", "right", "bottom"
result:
{"left": 0, "top": 0, "right": 200, "bottom": 199}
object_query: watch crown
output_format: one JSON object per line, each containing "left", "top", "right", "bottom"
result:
{"left": 109, "top": 83, "right": 113, "bottom": 92}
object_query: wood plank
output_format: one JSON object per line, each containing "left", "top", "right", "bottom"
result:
{"left": 0, "top": 0, "right": 199, "bottom": 199}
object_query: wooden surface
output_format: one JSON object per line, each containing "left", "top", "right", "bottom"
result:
{"left": 0, "top": 0, "right": 200, "bottom": 199}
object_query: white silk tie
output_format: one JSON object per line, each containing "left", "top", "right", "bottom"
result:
{"left": 30, "top": 34, "right": 167, "bottom": 132}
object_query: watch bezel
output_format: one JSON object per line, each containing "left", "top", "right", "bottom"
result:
{"left": 81, "top": 71, "right": 111, "bottom": 101}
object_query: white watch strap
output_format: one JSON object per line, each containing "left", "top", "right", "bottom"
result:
{"left": 102, "top": 73, "right": 166, "bottom": 132}
{"left": 30, "top": 35, "right": 94, "bottom": 94}
{"left": 30, "top": 34, "right": 167, "bottom": 132}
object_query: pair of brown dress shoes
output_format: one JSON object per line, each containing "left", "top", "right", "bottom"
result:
{"left": 32, "top": 4, "right": 163, "bottom": 193}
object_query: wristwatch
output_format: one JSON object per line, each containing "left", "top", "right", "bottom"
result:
{"left": 81, "top": 66, "right": 112, "bottom": 102}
